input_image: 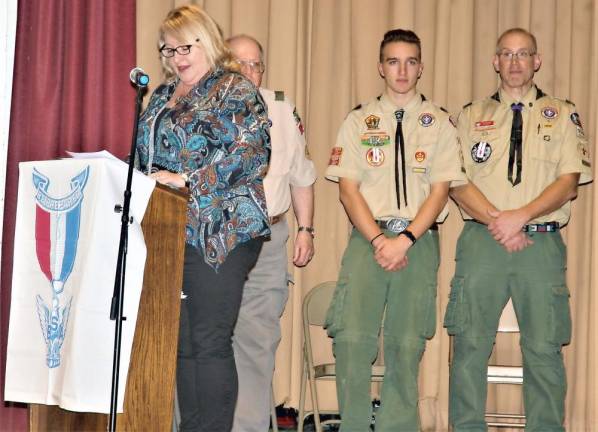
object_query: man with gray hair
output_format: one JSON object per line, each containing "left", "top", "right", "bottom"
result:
{"left": 227, "top": 34, "right": 316, "bottom": 432}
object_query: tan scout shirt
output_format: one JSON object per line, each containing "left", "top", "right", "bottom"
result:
{"left": 457, "top": 86, "right": 592, "bottom": 225}
{"left": 261, "top": 88, "right": 316, "bottom": 217}
{"left": 326, "top": 93, "right": 466, "bottom": 222}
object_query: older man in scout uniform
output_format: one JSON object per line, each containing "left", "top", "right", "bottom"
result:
{"left": 325, "top": 29, "right": 466, "bottom": 431}
{"left": 226, "top": 34, "right": 316, "bottom": 432}
{"left": 446, "top": 28, "right": 592, "bottom": 431}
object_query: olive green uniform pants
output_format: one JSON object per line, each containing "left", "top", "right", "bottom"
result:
{"left": 445, "top": 222, "right": 570, "bottom": 432}
{"left": 326, "top": 228, "right": 439, "bottom": 432}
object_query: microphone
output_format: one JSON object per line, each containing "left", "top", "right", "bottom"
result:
{"left": 129, "top": 67, "right": 149, "bottom": 87}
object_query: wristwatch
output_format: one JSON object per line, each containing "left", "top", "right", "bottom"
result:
{"left": 180, "top": 172, "right": 190, "bottom": 188}
{"left": 298, "top": 226, "right": 315, "bottom": 238}
{"left": 399, "top": 229, "right": 416, "bottom": 244}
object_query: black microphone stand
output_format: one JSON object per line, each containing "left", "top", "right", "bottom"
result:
{"left": 108, "top": 81, "right": 147, "bottom": 431}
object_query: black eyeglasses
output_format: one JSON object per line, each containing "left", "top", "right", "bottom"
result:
{"left": 159, "top": 39, "right": 200, "bottom": 58}
{"left": 160, "top": 45, "right": 191, "bottom": 58}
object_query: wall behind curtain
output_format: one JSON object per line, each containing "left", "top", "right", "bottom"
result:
{"left": 138, "top": 1, "right": 597, "bottom": 430}
{"left": 0, "top": 1, "right": 136, "bottom": 430}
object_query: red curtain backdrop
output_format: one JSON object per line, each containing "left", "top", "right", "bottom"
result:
{"left": 1, "top": 1, "right": 136, "bottom": 429}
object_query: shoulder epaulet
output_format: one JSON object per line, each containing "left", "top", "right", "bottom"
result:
{"left": 352, "top": 103, "right": 362, "bottom": 111}
{"left": 440, "top": 106, "right": 448, "bottom": 114}
{"left": 462, "top": 101, "right": 473, "bottom": 109}
{"left": 565, "top": 99, "right": 575, "bottom": 106}
{"left": 274, "top": 90, "right": 285, "bottom": 101}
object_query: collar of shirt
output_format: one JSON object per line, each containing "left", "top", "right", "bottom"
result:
{"left": 379, "top": 92, "right": 424, "bottom": 118}
{"left": 498, "top": 85, "right": 538, "bottom": 108}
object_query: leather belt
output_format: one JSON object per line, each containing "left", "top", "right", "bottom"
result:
{"left": 523, "top": 222, "right": 559, "bottom": 232}
{"left": 269, "top": 214, "right": 284, "bottom": 225}
{"left": 376, "top": 218, "right": 438, "bottom": 233}
{"left": 467, "top": 219, "right": 560, "bottom": 233}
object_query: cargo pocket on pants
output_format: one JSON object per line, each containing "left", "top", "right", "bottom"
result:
{"left": 549, "top": 284, "right": 571, "bottom": 345}
{"left": 443, "top": 276, "right": 468, "bottom": 336}
{"left": 419, "top": 283, "right": 437, "bottom": 340}
{"left": 324, "top": 278, "right": 348, "bottom": 338}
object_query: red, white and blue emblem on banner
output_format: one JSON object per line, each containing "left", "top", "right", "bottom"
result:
{"left": 32, "top": 166, "right": 89, "bottom": 368}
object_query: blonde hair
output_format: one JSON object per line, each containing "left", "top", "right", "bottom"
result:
{"left": 158, "top": 5, "right": 238, "bottom": 80}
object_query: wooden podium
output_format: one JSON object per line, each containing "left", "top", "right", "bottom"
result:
{"left": 29, "top": 184, "right": 188, "bottom": 431}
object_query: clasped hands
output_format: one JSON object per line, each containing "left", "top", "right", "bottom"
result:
{"left": 371, "top": 234, "right": 412, "bottom": 272}
{"left": 487, "top": 209, "right": 534, "bottom": 253}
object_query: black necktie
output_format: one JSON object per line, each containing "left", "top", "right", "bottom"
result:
{"left": 394, "top": 109, "right": 408, "bottom": 207}
{"left": 508, "top": 102, "right": 523, "bottom": 186}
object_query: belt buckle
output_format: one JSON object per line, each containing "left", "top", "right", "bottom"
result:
{"left": 386, "top": 217, "right": 409, "bottom": 233}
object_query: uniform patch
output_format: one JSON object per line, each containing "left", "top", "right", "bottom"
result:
{"left": 471, "top": 141, "right": 492, "bottom": 163}
{"left": 418, "top": 113, "right": 435, "bottom": 127}
{"left": 415, "top": 151, "right": 426, "bottom": 162}
{"left": 365, "top": 114, "right": 380, "bottom": 130}
{"left": 328, "top": 147, "right": 343, "bottom": 166}
{"left": 571, "top": 112, "right": 585, "bottom": 137}
{"left": 578, "top": 143, "right": 591, "bottom": 162}
{"left": 543, "top": 135, "right": 551, "bottom": 142}
{"left": 412, "top": 167, "right": 427, "bottom": 174}
{"left": 305, "top": 146, "right": 312, "bottom": 160}
{"left": 292, "top": 108, "right": 304, "bottom": 135}
{"left": 366, "top": 147, "right": 385, "bottom": 167}
{"left": 360, "top": 132, "right": 391, "bottom": 147}
{"left": 541, "top": 106, "right": 558, "bottom": 119}
{"left": 475, "top": 120, "right": 495, "bottom": 130}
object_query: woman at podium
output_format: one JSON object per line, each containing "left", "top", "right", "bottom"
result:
{"left": 136, "top": 5, "right": 271, "bottom": 431}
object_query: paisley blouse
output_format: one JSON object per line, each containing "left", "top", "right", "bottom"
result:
{"left": 136, "top": 67, "right": 271, "bottom": 270}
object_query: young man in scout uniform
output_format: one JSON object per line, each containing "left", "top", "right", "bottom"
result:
{"left": 325, "top": 29, "right": 466, "bottom": 431}
{"left": 226, "top": 34, "right": 317, "bottom": 432}
{"left": 446, "top": 28, "right": 592, "bottom": 431}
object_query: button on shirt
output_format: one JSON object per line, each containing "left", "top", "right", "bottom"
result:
{"left": 260, "top": 88, "right": 316, "bottom": 217}
{"left": 326, "top": 93, "right": 467, "bottom": 222}
{"left": 457, "top": 86, "right": 593, "bottom": 225}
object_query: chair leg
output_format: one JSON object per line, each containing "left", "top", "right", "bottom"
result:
{"left": 270, "top": 386, "right": 279, "bottom": 432}
{"left": 308, "top": 372, "right": 323, "bottom": 432}
{"left": 298, "top": 357, "right": 307, "bottom": 432}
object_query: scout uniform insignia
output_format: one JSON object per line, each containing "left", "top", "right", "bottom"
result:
{"left": 365, "top": 114, "right": 380, "bottom": 130}
{"left": 418, "top": 113, "right": 435, "bottom": 127}
{"left": 471, "top": 141, "right": 492, "bottom": 163}
{"left": 571, "top": 112, "right": 585, "bottom": 137}
{"left": 541, "top": 106, "right": 558, "bottom": 119}
{"left": 292, "top": 107, "right": 304, "bottom": 135}
{"left": 360, "top": 133, "right": 391, "bottom": 147}
{"left": 329, "top": 147, "right": 343, "bottom": 166}
{"left": 475, "top": 120, "right": 494, "bottom": 130}
{"left": 366, "top": 147, "right": 385, "bottom": 167}
{"left": 415, "top": 151, "right": 426, "bottom": 162}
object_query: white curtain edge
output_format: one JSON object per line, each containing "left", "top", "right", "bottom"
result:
{"left": 0, "top": 0, "right": 18, "bottom": 265}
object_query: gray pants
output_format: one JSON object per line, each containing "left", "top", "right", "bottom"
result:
{"left": 232, "top": 219, "right": 290, "bottom": 432}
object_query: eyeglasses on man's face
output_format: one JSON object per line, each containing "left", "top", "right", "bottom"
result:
{"left": 159, "top": 44, "right": 193, "bottom": 58}
{"left": 235, "top": 59, "right": 265, "bottom": 74}
{"left": 497, "top": 50, "right": 536, "bottom": 61}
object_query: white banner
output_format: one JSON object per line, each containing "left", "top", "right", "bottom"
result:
{"left": 4, "top": 157, "right": 155, "bottom": 413}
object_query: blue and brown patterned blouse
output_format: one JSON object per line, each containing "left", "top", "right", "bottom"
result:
{"left": 136, "top": 67, "right": 271, "bottom": 270}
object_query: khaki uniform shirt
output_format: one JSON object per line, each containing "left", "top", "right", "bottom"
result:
{"left": 261, "top": 88, "right": 316, "bottom": 217}
{"left": 457, "top": 86, "right": 592, "bottom": 224}
{"left": 326, "top": 93, "right": 467, "bottom": 222}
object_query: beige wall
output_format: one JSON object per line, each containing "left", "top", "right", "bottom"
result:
{"left": 137, "top": 1, "right": 598, "bottom": 430}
